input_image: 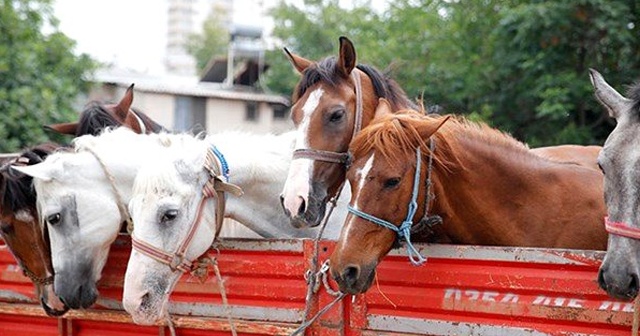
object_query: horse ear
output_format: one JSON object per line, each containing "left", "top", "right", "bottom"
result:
{"left": 337, "top": 36, "right": 356, "bottom": 78}
{"left": 114, "top": 84, "right": 135, "bottom": 120}
{"left": 10, "top": 162, "right": 56, "bottom": 182}
{"left": 283, "top": 48, "right": 312, "bottom": 74}
{"left": 43, "top": 122, "right": 78, "bottom": 135}
{"left": 589, "top": 68, "right": 631, "bottom": 119}
{"left": 419, "top": 116, "right": 451, "bottom": 139}
{"left": 373, "top": 98, "right": 393, "bottom": 120}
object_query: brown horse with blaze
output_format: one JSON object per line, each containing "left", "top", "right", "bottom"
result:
{"left": 330, "top": 100, "right": 607, "bottom": 294}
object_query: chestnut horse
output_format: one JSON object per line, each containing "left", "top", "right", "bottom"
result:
{"left": 590, "top": 69, "right": 640, "bottom": 300}
{"left": 330, "top": 101, "right": 607, "bottom": 294}
{"left": 280, "top": 37, "right": 601, "bottom": 231}
{"left": 280, "top": 36, "right": 417, "bottom": 228}
{"left": 0, "top": 86, "right": 164, "bottom": 315}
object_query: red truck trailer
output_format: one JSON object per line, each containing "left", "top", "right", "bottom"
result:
{"left": 0, "top": 235, "right": 633, "bottom": 335}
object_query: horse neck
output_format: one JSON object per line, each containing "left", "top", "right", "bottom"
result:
{"left": 207, "top": 131, "right": 319, "bottom": 238}
{"left": 428, "top": 133, "right": 561, "bottom": 246}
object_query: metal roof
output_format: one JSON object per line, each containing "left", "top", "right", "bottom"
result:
{"left": 93, "top": 69, "right": 289, "bottom": 106}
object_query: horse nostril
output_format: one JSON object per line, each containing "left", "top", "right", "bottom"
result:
{"left": 279, "top": 194, "right": 292, "bottom": 217}
{"left": 297, "top": 197, "right": 306, "bottom": 216}
{"left": 140, "top": 292, "right": 151, "bottom": 309}
{"left": 629, "top": 274, "right": 639, "bottom": 295}
{"left": 342, "top": 265, "right": 360, "bottom": 288}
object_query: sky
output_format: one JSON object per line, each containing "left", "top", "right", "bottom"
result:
{"left": 52, "top": 0, "right": 387, "bottom": 75}
{"left": 53, "top": 0, "right": 276, "bottom": 75}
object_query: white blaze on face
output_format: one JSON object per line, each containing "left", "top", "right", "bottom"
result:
{"left": 352, "top": 153, "right": 375, "bottom": 211}
{"left": 282, "top": 88, "right": 324, "bottom": 216}
{"left": 342, "top": 153, "right": 375, "bottom": 246}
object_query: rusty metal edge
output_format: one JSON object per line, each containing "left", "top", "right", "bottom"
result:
{"left": 0, "top": 302, "right": 299, "bottom": 335}
{"left": 367, "top": 314, "right": 558, "bottom": 336}
{"left": 387, "top": 244, "right": 605, "bottom": 265}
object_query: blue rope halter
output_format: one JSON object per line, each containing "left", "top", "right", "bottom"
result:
{"left": 347, "top": 148, "right": 427, "bottom": 265}
{"left": 211, "top": 145, "right": 230, "bottom": 182}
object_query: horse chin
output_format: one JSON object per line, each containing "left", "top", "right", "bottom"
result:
{"left": 125, "top": 290, "right": 171, "bottom": 326}
{"left": 597, "top": 267, "right": 639, "bottom": 301}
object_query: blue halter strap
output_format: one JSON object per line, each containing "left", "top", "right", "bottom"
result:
{"left": 347, "top": 148, "right": 427, "bottom": 265}
{"left": 211, "top": 145, "right": 230, "bottom": 182}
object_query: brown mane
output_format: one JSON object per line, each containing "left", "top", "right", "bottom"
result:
{"left": 350, "top": 110, "right": 533, "bottom": 170}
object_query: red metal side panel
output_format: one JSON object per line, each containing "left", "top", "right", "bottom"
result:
{"left": 0, "top": 236, "right": 634, "bottom": 335}
{"left": 309, "top": 242, "right": 633, "bottom": 336}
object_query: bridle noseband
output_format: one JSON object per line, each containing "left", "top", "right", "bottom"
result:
{"left": 131, "top": 146, "right": 243, "bottom": 273}
{"left": 292, "top": 71, "right": 364, "bottom": 166}
{"left": 605, "top": 217, "right": 640, "bottom": 240}
{"left": 347, "top": 147, "right": 430, "bottom": 266}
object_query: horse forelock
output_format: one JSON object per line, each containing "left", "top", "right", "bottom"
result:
{"left": 293, "top": 57, "right": 414, "bottom": 112}
{"left": 77, "top": 102, "right": 120, "bottom": 136}
{"left": 351, "top": 111, "right": 530, "bottom": 171}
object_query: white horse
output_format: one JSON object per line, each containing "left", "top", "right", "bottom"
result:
{"left": 14, "top": 127, "right": 347, "bottom": 311}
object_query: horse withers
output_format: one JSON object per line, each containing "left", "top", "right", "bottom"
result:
{"left": 590, "top": 69, "right": 640, "bottom": 300}
{"left": 329, "top": 100, "right": 607, "bottom": 294}
{"left": 280, "top": 36, "right": 417, "bottom": 229}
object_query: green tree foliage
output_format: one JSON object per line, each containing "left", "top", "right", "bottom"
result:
{"left": 0, "top": 0, "right": 96, "bottom": 152}
{"left": 265, "top": 0, "right": 639, "bottom": 146}
{"left": 185, "top": 9, "right": 229, "bottom": 74}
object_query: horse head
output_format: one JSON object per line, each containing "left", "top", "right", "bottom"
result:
{"left": 280, "top": 36, "right": 415, "bottom": 229}
{"left": 44, "top": 84, "right": 165, "bottom": 136}
{"left": 11, "top": 128, "right": 166, "bottom": 309}
{"left": 0, "top": 144, "right": 68, "bottom": 316}
{"left": 123, "top": 136, "right": 242, "bottom": 325}
{"left": 590, "top": 69, "right": 640, "bottom": 300}
{"left": 329, "top": 102, "right": 448, "bottom": 294}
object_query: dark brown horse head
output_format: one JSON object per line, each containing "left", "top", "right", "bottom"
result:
{"left": 0, "top": 143, "right": 68, "bottom": 316}
{"left": 591, "top": 69, "right": 640, "bottom": 300}
{"left": 44, "top": 84, "right": 166, "bottom": 136}
{"left": 280, "top": 36, "right": 415, "bottom": 229}
{"left": 330, "top": 104, "right": 448, "bottom": 294}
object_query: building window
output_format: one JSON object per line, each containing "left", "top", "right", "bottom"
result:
{"left": 174, "top": 96, "right": 206, "bottom": 132}
{"left": 245, "top": 102, "right": 258, "bottom": 122}
{"left": 273, "top": 105, "right": 287, "bottom": 120}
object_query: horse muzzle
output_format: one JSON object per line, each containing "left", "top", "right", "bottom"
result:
{"left": 40, "top": 283, "right": 69, "bottom": 316}
{"left": 331, "top": 262, "right": 376, "bottom": 295}
{"left": 54, "top": 268, "right": 99, "bottom": 309}
{"left": 598, "top": 265, "right": 639, "bottom": 300}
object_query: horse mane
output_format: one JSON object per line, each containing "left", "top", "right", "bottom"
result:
{"left": 293, "top": 56, "right": 416, "bottom": 109}
{"left": 0, "top": 143, "right": 61, "bottom": 216}
{"left": 76, "top": 102, "right": 121, "bottom": 136}
{"left": 76, "top": 102, "right": 167, "bottom": 136}
{"left": 351, "top": 110, "right": 531, "bottom": 170}
{"left": 627, "top": 82, "right": 640, "bottom": 114}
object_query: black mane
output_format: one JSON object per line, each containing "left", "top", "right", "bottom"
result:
{"left": 0, "top": 143, "right": 60, "bottom": 216}
{"left": 293, "top": 56, "right": 417, "bottom": 109}
{"left": 76, "top": 102, "right": 121, "bottom": 136}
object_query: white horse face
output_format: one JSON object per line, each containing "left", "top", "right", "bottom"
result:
{"left": 590, "top": 69, "right": 640, "bottom": 300}
{"left": 123, "top": 158, "right": 216, "bottom": 325}
{"left": 14, "top": 154, "right": 122, "bottom": 309}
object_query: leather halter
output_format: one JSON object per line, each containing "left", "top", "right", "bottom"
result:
{"left": 605, "top": 216, "right": 640, "bottom": 240}
{"left": 131, "top": 146, "right": 243, "bottom": 273}
{"left": 292, "top": 71, "right": 364, "bottom": 166}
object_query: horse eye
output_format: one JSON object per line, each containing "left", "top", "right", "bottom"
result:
{"left": 383, "top": 177, "right": 401, "bottom": 189}
{"left": 328, "top": 109, "right": 345, "bottom": 123}
{"left": 161, "top": 209, "right": 179, "bottom": 223}
{"left": 46, "top": 213, "right": 61, "bottom": 226}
